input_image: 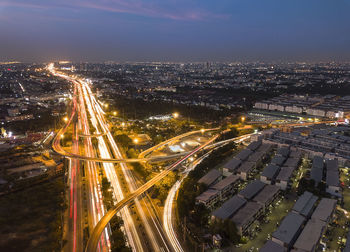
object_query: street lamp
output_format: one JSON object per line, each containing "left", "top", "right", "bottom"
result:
{"left": 63, "top": 116, "right": 68, "bottom": 122}
{"left": 133, "top": 138, "right": 139, "bottom": 149}
{"left": 200, "top": 128, "right": 205, "bottom": 134}
{"left": 104, "top": 103, "right": 109, "bottom": 109}
{"left": 172, "top": 112, "right": 179, "bottom": 119}
{"left": 241, "top": 116, "right": 246, "bottom": 123}
{"left": 113, "top": 111, "right": 117, "bottom": 116}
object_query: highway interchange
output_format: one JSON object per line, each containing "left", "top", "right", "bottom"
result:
{"left": 48, "top": 63, "right": 252, "bottom": 252}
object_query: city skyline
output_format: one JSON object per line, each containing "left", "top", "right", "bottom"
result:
{"left": 1, "top": 0, "right": 350, "bottom": 62}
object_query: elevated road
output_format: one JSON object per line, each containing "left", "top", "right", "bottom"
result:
{"left": 85, "top": 133, "right": 219, "bottom": 252}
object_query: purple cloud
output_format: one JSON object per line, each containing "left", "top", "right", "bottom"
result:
{"left": 0, "top": 0, "right": 229, "bottom": 21}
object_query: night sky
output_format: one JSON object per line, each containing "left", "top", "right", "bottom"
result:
{"left": 1, "top": 0, "right": 350, "bottom": 62}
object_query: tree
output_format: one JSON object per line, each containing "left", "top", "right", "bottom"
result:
{"left": 115, "top": 134, "right": 132, "bottom": 148}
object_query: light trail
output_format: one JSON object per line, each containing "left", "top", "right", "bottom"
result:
{"left": 162, "top": 134, "right": 251, "bottom": 252}
{"left": 80, "top": 78, "right": 143, "bottom": 251}
{"left": 89, "top": 90, "right": 170, "bottom": 252}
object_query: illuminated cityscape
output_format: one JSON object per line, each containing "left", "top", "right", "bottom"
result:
{"left": 1, "top": 1, "right": 350, "bottom": 252}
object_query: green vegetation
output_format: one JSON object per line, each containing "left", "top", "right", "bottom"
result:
{"left": 177, "top": 142, "right": 236, "bottom": 220}
{"left": 209, "top": 219, "right": 240, "bottom": 244}
{"left": 176, "top": 142, "right": 238, "bottom": 247}
{"left": 151, "top": 171, "right": 178, "bottom": 203}
{"left": 115, "top": 134, "right": 132, "bottom": 148}
{"left": 105, "top": 94, "right": 240, "bottom": 122}
{"left": 217, "top": 127, "right": 239, "bottom": 141}
{"left": 0, "top": 177, "right": 66, "bottom": 252}
{"left": 126, "top": 148, "right": 151, "bottom": 178}
{"left": 100, "top": 176, "right": 130, "bottom": 252}
{"left": 297, "top": 178, "right": 327, "bottom": 196}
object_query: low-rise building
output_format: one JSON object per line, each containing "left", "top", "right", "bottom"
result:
{"left": 310, "top": 156, "right": 324, "bottom": 185}
{"left": 292, "top": 191, "right": 318, "bottom": 218}
{"left": 198, "top": 169, "right": 222, "bottom": 187}
{"left": 311, "top": 197, "right": 337, "bottom": 224}
{"left": 292, "top": 218, "right": 326, "bottom": 252}
{"left": 211, "top": 195, "right": 247, "bottom": 221}
{"left": 222, "top": 158, "right": 241, "bottom": 176}
{"left": 247, "top": 140, "right": 262, "bottom": 151}
{"left": 275, "top": 166, "right": 296, "bottom": 190}
{"left": 235, "top": 149, "right": 253, "bottom": 161}
{"left": 325, "top": 159, "right": 341, "bottom": 197}
{"left": 271, "top": 155, "right": 287, "bottom": 166}
{"left": 231, "top": 201, "right": 263, "bottom": 235}
{"left": 210, "top": 174, "right": 240, "bottom": 200}
{"left": 272, "top": 212, "right": 306, "bottom": 249}
{"left": 238, "top": 180, "right": 265, "bottom": 200}
{"left": 195, "top": 189, "right": 220, "bottom": 209}
{"left": 236, "top": 161, "right": 256, "bottom": 180}
{"left": 260, "top": 240, "right": 286, "bottom": 252}
{"left": 261, "top": 164, "right": 280, "bottom": 184}
{"left": 252, "top": 184, "right": 280, "bottom": 210}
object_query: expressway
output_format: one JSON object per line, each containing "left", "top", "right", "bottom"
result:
{"left": 81, "top": 75, "right": 170, "bottom": 251}
{"left": 85, "top": 133, "right": 219, "bottom": 252}
{"left": 48, "top": 63, "right": 254, "bottom": 252}
{"left": 50, "top": 64, "right": 174, "bottom": 252}
{"left": 50, "top": 64, "right": 143, "bottom": 251}
{"left": 162, "top": 134, "right": 252, "bottom": 252}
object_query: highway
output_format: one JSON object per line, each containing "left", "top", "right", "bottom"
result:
{"left": 50, "top": 64, "right": 143, "bottom": 251}
{"left": 85, "top": 133, "right": 219, "bottom": 252}
{"left": 48, "top": 63, "right": 254, "bottom": 252}
{"left": 162, "top": 134, "right": 252, "bottom": 252}
{"left": 82, "top": 76, "right": 172, "bottom": 252}
{"left": 50, "top": 64, "right": 174, "bottom": 252}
